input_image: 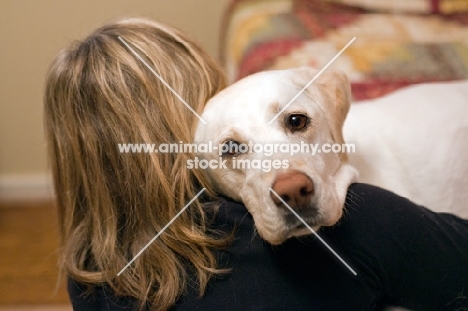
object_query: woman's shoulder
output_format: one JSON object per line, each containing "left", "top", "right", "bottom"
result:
{"left": 68, "top": 278, "right": 144, "bottom": 311}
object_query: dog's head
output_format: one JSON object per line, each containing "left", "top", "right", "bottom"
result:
{"left": 195, "top": 67, "right": 358, "bottom": 244}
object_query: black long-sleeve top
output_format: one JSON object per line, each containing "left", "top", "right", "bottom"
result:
{"left": 68, "top": 183, "right": 468, "bottom": 310}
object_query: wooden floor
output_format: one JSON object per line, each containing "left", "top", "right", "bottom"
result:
{"left": 0, "top": 199, "right": 71, "bottom": 309}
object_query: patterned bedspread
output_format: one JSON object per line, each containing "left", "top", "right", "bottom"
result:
{"left": 221, "top": 0, "right": 468, "bottom": 99}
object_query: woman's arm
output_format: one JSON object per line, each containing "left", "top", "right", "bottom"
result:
{"left": 322, "top": 183, "right": 468, "bottom": 310}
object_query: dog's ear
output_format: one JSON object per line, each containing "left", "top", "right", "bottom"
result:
{"left": 293, "top": 67, "right": 351, "bottom": 161}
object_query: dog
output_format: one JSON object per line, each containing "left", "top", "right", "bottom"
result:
{"left": 195, "top": 67, "right": 468, "bottom": 245}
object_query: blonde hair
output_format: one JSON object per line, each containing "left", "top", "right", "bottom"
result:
{"left": 44, "top": 17, "right": 229, "bottom": 310}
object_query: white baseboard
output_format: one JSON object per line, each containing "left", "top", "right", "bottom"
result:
{"left": 0, "top": 174, "right": 54, "bottom": 201}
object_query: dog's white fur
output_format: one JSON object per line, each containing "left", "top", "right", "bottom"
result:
{"left": 345, "top": 80, "right": 468, "bottom": 218}
{"left": 195, "top": 67, "right": 468, "bottom": 244}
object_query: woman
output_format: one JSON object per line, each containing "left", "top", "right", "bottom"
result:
{"left": 44, "top": 18, "right": 468, "bottom": 310}
{"left": 44, "top": 17, "right": 230, "bottom": 311}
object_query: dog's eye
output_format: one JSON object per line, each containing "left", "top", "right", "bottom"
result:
{"left": 221, "top": 140, "right": 242, "bottom": 156}
{"left": 288, "top": 114, "right": 308, "bottom": 131}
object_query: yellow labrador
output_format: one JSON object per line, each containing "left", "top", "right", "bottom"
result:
{"left": 195, "top": 67, "right": 468, "bottom": 245}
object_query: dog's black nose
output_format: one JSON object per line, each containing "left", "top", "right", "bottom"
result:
{"left": 270, "top": 171, "right": 314, "bottom": 211}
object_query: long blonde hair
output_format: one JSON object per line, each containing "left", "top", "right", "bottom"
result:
{"left": 44, "top": 17, "right": 229, "bottom": 310}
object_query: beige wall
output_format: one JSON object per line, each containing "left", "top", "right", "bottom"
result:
{"left": 0, "top": 0, "right": 230, "bottom": 197}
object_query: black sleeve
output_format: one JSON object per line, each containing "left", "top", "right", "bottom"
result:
{"left": 321, "top": 183, "right": 468, "bottom": 310}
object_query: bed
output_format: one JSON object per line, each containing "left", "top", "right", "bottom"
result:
{"left": 220, "top": 0, "right": 468, "bottom": 100}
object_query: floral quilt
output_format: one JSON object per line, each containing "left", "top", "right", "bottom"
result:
{"left": 221, "top": 0, "right": 468, "bottom": 99}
